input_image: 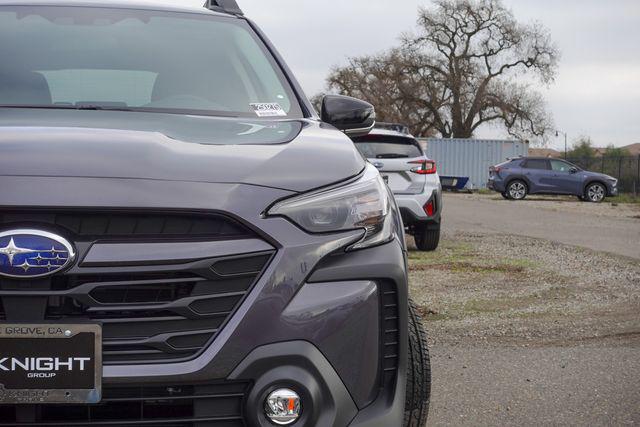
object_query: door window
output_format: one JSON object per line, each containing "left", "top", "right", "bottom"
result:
{"left": 523, "top": 159, "right": 549, "bottom": 170}
{"left": 550, "top": 160, "right": 572, "bottom": 172}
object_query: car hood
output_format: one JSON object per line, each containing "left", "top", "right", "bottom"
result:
{"left": 582, "top": 170, "right": 616, "bottom": 181}
{"left": 0, "top": 109, "right": 365, "bottom": 193}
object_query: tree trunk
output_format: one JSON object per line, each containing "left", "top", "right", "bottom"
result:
{"left": 452, "top": 129, "right": 473, "bottom": 138}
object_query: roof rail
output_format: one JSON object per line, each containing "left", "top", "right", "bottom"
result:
{"left": 204, "top": 0, "right": 243, "bottom": 15}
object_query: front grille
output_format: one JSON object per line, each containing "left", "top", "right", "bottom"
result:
{"left": 0, "top": 382, "right": 248, "bottom": 426}
{"left": 380, "top": 281, "right": 400, "bottom": 389}
{"left": 0, "top": 211, "right": 274, "bottom": 365}
{"left": 32, "top": 252, "right": 271, "bottom": 364}
{"left": 0, "top": 211, "right": 252, "bottom": 240}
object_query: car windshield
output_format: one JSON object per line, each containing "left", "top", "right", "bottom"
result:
{"left": 353, "top": 135, "right": 423, "bottom": 159}
{"left": 0, "top": 6, "right": 303, "bottom": 118}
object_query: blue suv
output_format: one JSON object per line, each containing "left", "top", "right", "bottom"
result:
{"left": 488, "top": 157, "right": 619, "bottom": 202}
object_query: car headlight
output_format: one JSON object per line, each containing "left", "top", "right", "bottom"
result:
{"left": 268, "top": 164, "right": 396, "bottom": 250}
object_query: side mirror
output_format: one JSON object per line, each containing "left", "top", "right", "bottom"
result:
{"left": 321, "top": 95, "right": 375, "bottom": 138}
{"left": 569, "top": 167, "right": 578, "bottom": 174}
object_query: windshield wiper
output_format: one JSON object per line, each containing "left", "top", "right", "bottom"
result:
{"left": 76, "top": 104, "right": 135, "bottom": 112}
{"left": 376, "top": 153, "right": 410, "bottom": 159}
{"left": 0, "top": 104, "right": 243, "bottom": 118}
{"left": 0, "top": 104, "right": 135, "bottom": 112}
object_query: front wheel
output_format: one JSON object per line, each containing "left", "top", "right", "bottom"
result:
{"left": 403, "top": 300, "right": 431, "bottom": 427}
{"left": 414, "top": 224, "right": 440, "bottom": 251}
{"left": 585, "top": 183, "right": 606, "bottom": 203}
{"left": 506, "top": 180, "right": 528, "bottom": 200}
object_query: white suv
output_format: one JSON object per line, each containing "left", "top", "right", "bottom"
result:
{"left": 353, "top": 126, "right": 442, "bottom": 251}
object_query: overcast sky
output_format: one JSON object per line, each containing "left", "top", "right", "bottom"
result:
{"left": 175, "top": 0, "right": 639, "bottom": 148}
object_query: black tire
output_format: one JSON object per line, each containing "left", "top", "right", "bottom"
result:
{"left": 403, "top": 300, "right": 431, "bottom": 427}
{"left": 501, "top": 192, "right": 509, "bottom": 200}
{"left": 577, "top": 195, "right": 586, "bottom": 202}
{"left": 414, "top": 224, "right": 440, "bottom": 252}
{"left": 506, "top": 180, "right": 528, "bottom": 200}
{"left": 585, "top": 182, "right": 606, "bottom": 203}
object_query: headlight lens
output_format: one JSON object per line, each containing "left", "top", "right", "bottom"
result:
{"left": 268, "top": 164, "right": 395, "bottom": 250}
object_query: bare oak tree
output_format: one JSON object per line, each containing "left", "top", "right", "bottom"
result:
{"left": 325, "top": 0, "right": 559, "bottom": 140}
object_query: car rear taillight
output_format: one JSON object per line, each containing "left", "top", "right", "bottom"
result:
{"left": 489, "top": 166, "right": 503, "bottom": 176}
{"left": 409, "top": 160, "right": 437, "bottom": 175}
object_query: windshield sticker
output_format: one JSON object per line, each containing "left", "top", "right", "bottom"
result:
{"left": 250, "top": 103, "right": 287, "bottom": 117}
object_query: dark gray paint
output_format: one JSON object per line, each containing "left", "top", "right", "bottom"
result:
{"left": 0, "top": 176, "right": 407, "bottom": 414}
{"left": 0, "top": 110, "right": 365, "bottom": 193}
{"left": 283, "top": 280, "right": 379, "bottom": 407}
{"left": 0, "top": 1, "right": 410, "bottom": 424}
{"left": 82, "top": 238, "right": 274, "bottom": 267}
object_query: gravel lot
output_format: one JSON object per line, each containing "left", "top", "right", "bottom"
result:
{"left": 410, "top": 232, "right": 640, "bottom": 346}
{"left": 443, "top": 193, "right": 640, "bottom": 259}
{"left": 408, "top": 194, "right": 640, "bottom": 426}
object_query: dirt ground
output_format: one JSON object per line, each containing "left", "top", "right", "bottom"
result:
{"left": 408, "top": 194, "right": 640, "bottom": 426}
{"left": 410, "top": 232, "right": 640, "bottom": 347}
{"left": 442, "top": 193, "right": 640, "bottom": 259}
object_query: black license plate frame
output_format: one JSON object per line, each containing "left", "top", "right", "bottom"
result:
{"left": 0, "top": 323, "right": 102, "bottom": 404}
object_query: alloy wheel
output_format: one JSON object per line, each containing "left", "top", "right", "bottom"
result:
{"left": 508, "top": 182, "right": 527, "bottom": 200}
{"left": 587, "top": 184, "right": 605, "bottom": 202}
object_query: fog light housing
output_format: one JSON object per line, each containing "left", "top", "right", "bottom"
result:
{"left": 264, "top": 388, "right": 301, "bottom": 425}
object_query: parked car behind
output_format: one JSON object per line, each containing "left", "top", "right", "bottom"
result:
{"left": 488, "top": 157, "right": 619, "bottom": 202}
{"left": 353, "top": 126, "right": 442, "bottom": 251}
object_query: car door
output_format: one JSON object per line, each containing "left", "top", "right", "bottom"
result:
{"left": 549, "top": 159, "right": 582, "bottom": 194}
{"left": 352, "top": 134, "right": 426, "bottom": 194}
{"left": 521, "top": 158, "right": 554, "bottom": 193}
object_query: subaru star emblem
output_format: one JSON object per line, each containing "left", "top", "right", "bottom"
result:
{"left": 0, "top": 230, "right": 75, "bottom": 279}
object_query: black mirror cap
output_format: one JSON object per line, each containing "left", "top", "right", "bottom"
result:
{"left": 570, "top": 167, "right": 578, "bottom": 174}
{"left": 321, "top": 95, "right": 375, "bottom": 138}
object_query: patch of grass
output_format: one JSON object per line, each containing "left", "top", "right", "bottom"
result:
{"left": 612, "top": 194, "right": 640, "bottom": 204}
{"left": 408, "top": 237, "right": 575, "bottom": 323}
{"left": 415, "top": 305, "right": 450, "bottom": 321}
{"left": 409, "top": 240, "right": 538, "bottom": 274}
{"left": 462, "top": 286, "right": 573, "bottom": 316}
{"left": 463, "top": 299, "right": 505, "bottom": 314}
{"left": 411, "top": 261, "right": 526, "bottom": 274}
{"left": 408, "top": 240, "right": 475, "bottom": 265}
{"left": 501, "top": 258, "right": 540, "bottom": 269}
{"left": 476, "top": 188, "right": 493, "bottom": 195}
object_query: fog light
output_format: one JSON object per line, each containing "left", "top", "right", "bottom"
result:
{"left": 264, "top": 388, "right": 301, "bottom": 425}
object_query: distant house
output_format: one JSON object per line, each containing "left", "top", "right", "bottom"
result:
{"left": 623, "top": 143, "right": 640, "bottom": 156}
{"left": 528, "top": 148, "right": 562, "bottom": 158}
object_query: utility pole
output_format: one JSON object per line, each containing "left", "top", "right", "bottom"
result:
{"left": 556, "top": 130, "right": 568, "bottom": 159}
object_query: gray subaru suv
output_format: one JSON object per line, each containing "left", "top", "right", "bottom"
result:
{"left": 0, "top": 1, "right": 430, "bottom": 426}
